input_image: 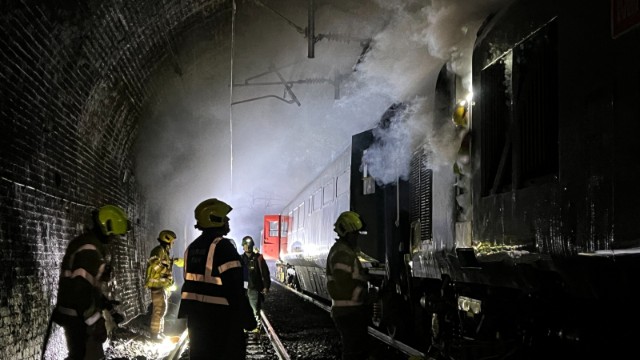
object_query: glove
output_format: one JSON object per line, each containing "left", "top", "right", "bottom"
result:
{"left": 172, "top": 258, "right": 184, "bottom": 268}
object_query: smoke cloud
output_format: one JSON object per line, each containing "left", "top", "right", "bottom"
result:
{"left": 134, "top": 0, "right": 511, "bottom": 248}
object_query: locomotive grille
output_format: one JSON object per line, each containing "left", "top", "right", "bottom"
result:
{"left": 410, "top": 148, "right": 433, "bottom": 242}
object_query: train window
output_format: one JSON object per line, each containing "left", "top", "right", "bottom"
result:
{"left": 298, "top": 202, "right": 305, "bottom": 229}
{"left": 312, "top": 190, "right": 321, "bottom": 212}
{"left": 280, "top": 220, "right": 288, "bottom": 237}
{"left": 289, "top": 211, "right": 295, "bottom": 231}
{"left": 480, "top": 20, "right": 558, "bottom": 196}
{"left": 323, "top": 181, "right": 335, "bottom": 206}
{"left": 269, "top": 220, "right": 278, "bottom": 237}
{"left": 337, "top": 171, "right": 349, "bottom": 196}
{"left": 292, "top": 208, "right": 297, "bottom": 231}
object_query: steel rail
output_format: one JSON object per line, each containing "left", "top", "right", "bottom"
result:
{"left": 260, "top": 309, "right": 291, "bottom": 360}
{"left": 167, "top": 329, "right": 189, "bottom": 360}
{"left": 274, "top": 279, "right": 425, "bottom": 359}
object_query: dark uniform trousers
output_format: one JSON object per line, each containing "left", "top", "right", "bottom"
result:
{"left": 184, "top": 300, "right": 246, "bottom": 359}
{"left": 331, "top": 305, "right": 369, "bottom": 360}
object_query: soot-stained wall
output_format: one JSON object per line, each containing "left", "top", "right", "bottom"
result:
{"left": 0, "top": 0, "right": 229, "bottom": 358}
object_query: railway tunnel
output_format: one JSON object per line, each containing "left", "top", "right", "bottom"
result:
{"left": 4, "top": 0, "right": 637, "bottom": 359}
{"left": 2, "top": 0, "right": 477, "bottom": 357}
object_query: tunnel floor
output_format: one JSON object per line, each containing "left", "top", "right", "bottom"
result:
{"left": 105, "top": 299, "right": 186, "bottom": 360}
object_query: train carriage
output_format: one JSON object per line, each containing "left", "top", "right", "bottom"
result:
{"left": 264, "top": 0, "right": 640, "bottom": 358}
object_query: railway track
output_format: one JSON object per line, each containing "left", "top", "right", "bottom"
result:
{"left": 164, "top": 309, "right": 288, "bottom": 360}
{"left": 274, "top": 280, "right": 427, "bottom": 359}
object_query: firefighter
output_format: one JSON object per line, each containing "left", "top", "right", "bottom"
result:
{"left": 240, "top": 236, "right": 271, "bottom": 331}
{"left": 326, "top": 211, "right": 370, "bottom": 360}
{"left": 178, "top": 198, "right": 254, "bottom": 360}
{"left": 145, "top": 229, "right": 184, "bottom": 341}
{"left": 52, "top": 205, "right": 131, "bottom": 360}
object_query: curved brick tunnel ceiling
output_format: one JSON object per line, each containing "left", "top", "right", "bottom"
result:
{"left": 0, "top": 0, "right": 232, "bottom": 358}
{"left": 0, "top": 0, "right": 508, "bottom": 358}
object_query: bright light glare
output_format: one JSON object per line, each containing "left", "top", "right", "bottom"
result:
{"left": 466, "top": 92, "right": 473, "bottom": 103}
{"left": 152, "top": 338, "right": 175, "bottom": 352}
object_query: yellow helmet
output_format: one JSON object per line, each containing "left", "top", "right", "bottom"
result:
{"left": 158, "top": 230, "right": 177, "bottom": 244}
{"left": 334, "top": 211, "right": 364, "bottom": 237}
{"left": 452, "top": 100, "right": 469, "bottom": 128}
{"left": 96, "top": 205, "right": 131, "bottom": 236}
{"left": 194, "top": 198, "right": 232, "bottom": 228}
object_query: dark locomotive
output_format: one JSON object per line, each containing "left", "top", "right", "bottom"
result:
{"left": 261, "top": 0, "right": 640, "bottom": 358}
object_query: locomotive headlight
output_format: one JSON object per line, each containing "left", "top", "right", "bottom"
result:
{"left": 458, "top": 296, "right": 482, "bottom": 315}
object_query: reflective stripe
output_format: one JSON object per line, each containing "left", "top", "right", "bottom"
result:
{"left": 84, "top": 311, "right": 102, "bottom": 325}
{"left": 64, "top": 243, "right": 106, "bottom": 286}
{"left": 185, "top": 272, "right": 222, "bottom": 285}
{"left": 204, "top": 238, "right": 222, "bottom": 278}
{"left": 243, "top": 281, "right": 248, "bottom": 289}
{"left": 351, "top": 285, "right": 364, "bottom": 301}
{"left": 333, "top": 263, "right": 353, "bottom": 273}
{"left": 218, "top": 260, "right": 241, "bottom": 273}
{"left": 63, "top": 268, "right": 98, "bottom": 287}
{"left": 69, "top": 244, "right": 98, "bottom": 268}
{"left": 185, "top": 237, "right": 228, "bottom": 285}
{"left": 181, "top": 291, "right": 229, "bottom": 305}
{"left": 56, "top": 306, "right": 78, "bottom": 316}
{"left": 332, "top": 299, "right": 363, "bottom": 306}
{"left": 351, "top": 258, "right": 366, "bottom": 281}
{"left": 183, "top": 248, "right": 189, "bottom": 279}
{"left": 56, "top": 307, "right": 102, "bottom": 325}
{"left": 96, "top": 263, "right": 105, "bottom": 282}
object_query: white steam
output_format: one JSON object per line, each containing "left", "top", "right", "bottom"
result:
{"left": 134, "top": 0, "right": 511, "bottom": 245}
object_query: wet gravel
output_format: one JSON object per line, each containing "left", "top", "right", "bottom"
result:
{"left": 262, "top": 283, "right": 341, "bottom": 360}
{"left": 105, "top": 297, "right": 186, "bottom": 360}
{"left": 100, "top": 284, "right": 351, "bottom": 360}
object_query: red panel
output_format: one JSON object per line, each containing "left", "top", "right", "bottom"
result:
{"left": 262, "top": 215, "right": 281, "bottom": 260}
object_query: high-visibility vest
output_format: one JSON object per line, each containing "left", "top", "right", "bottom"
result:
{"left": 326, "top": 240, "right": 368, "bottom": 307}
{"left": 179, "top": 233, "right": 243, "bottom": 314}
{"left": 55, "top": 232, "right": 108, "bottom": 326}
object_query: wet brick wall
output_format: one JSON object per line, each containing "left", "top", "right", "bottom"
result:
{"left": 0, "top": 0, "right": 229, "bottom": 358}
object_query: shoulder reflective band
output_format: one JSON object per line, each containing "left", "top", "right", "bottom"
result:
{"left": 63, "top": 267, "right": 99, "bottom": 287}
{"left": 63, "top": 244, "right": 107, "bottom": 287}
{"left": 184, "top": 237, "right": 241, "bottom": 285}
{"left": 68, "top": 244, "right": 99, "bottom": 268}
{"left": 181, "top": 291, "right": 229, "bottom": 306}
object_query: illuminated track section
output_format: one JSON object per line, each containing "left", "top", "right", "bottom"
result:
{"left": 260, "top": 309, "right": 291, "bottom": 360}
{"left": 275, "top": 280, "right": 426, "bottom": 359}
{"left": 164, "top": 311, "right": 288, "bottom": 360}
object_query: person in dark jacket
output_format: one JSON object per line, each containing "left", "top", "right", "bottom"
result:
{"left": 52, "top": 205, "right": 131, "bottom": 360}
{"left": 178, "top": 198, "right": 255, "bottom": 360}
{"left": 240, "top": 236, "right": 271, "bottom": 331}
{"left": 326, "top": 211, "right": 370, "bottom": 360}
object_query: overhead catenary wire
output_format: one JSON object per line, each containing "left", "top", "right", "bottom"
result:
{"left": 229, "top": 0, "right": 237, "bottom": 195}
